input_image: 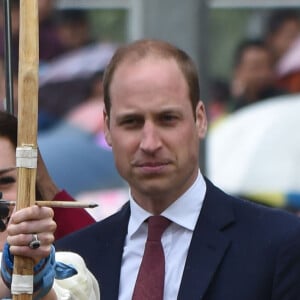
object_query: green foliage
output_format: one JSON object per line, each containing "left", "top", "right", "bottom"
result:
{"left": 209, "top": 9, "right": 253, "bottom": 80}
{"left": 88, "top": 9, "right": 127, "bottom": 43}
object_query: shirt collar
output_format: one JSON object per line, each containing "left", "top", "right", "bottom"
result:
{"left": 128, "top": 170, "right": 206, "bottom": 238}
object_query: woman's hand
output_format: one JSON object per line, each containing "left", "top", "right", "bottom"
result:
{"left": 6, "top": 205, "right": 56, "bottom": 264}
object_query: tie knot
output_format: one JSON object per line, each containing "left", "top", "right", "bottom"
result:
{"left": 147, "top": 216, "right": 171, "bottom": 242}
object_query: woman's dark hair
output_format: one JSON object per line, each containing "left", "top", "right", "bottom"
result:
{"left": 0, "top": 110, "right": 18, "bottom": 148}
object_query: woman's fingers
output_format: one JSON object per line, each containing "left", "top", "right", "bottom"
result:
{"left": 6, "top": 205, "right": 56, "bottom": 262}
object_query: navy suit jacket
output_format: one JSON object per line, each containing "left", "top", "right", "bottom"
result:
{"left": 56, "top": 180, "right": 300, "bottom": 299}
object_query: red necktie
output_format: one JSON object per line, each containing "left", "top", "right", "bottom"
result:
{"left": 132, "top": 216, "right": 171, "bottom": 300}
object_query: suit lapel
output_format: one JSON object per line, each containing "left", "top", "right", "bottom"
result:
{"left": 98, "top": 203, "right": 130, "bottom": 300}
{"left": 178, "top": 180, "right": 235, "bottom": 300}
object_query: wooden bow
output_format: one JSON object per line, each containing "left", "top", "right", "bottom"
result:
{"left": 12, "top": 1, "right": 39, "bottom": 299}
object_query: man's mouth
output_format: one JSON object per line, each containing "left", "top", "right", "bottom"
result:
{"left": 134, "top": 161, "right": 171, "bottom": 173}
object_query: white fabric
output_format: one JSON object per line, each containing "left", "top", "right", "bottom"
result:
{"left": 118, "top": 171, "right": 206, "bottom": 300}
{"left": 39, "top": 42, "right": 116, "bottom": 86}
{"left": 276, "top": 34, "right": 300, "bottom": 76}
{"left": 53, "top": 252, "right": 100, "bottom": 300}
{"left": 206, "top": 95, "right": 300, "bottom": 195}
{"left": 0, "top": 252, "right": 100, "bottom": 300}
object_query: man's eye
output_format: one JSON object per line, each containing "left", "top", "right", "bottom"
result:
{"left": 162, "top": 115, "right": 178, "bottom": 122}
{"left": 123, "top": 119, "right": 135, "bottom": 124}
{"left": 121, "top": 118, "right": 141, "bottom": 127}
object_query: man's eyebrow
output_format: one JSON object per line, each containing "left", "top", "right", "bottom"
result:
{"left": 0, "top": 167, "right": 16, "bottom": 176}
{"left": 159, "top": 107, "right": 182, "bottom": 114}
{"left": 115, "top": 112, "right": 142, "bottom": 121}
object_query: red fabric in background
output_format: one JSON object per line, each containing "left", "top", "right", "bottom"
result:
{"left": 277, "top": 71, "right": 300, "bottom": 93}
{"left": 53, "top": 190, "right": 95, "bottom": 239}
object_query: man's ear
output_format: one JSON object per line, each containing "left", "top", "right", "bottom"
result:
{"left": 103, "top": 109, "right": 112, "bottom": 146}
{"left": 195, "top": 100, "right": 207, "bottom": 139}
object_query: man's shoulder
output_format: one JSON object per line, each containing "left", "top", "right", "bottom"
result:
{"left": 206, "top": 179, "right": 300, "bottom": 238}
{"left": 233, "top": 195, "right": 300, "bottom": 233}
{"left": 235, "top": 198, "right": 300, "bottom": 248}
{"left": 56, "top": 201, "right": 130, "bottom": 249}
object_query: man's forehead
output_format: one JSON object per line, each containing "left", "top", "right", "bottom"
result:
{"left": 111, "top": 56, "right": 182, "bottom": 87}
{"left": 117, "top": 53, "right": 175, "bottom": 70}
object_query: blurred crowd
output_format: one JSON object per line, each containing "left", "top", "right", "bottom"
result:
{"left": 0, "top": 0, "right": 126, "bottom": 207}
{"left": 1, "top": 3, "right": 300, "bottom": 214}
{"left": 206, "top": 9, "right": 300, "bottom": 214}
{"left": 207, "top": 9, "right": 300, "bottom": 122}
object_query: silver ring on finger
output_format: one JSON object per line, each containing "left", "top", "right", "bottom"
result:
{"left": 28, "top": 233, "right": 41, "bottom": 249}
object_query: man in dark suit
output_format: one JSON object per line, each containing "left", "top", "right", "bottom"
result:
{"left": 56, "top": 39, "right": 300, "bottom": 300}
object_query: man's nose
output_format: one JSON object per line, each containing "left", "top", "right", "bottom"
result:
{"left": 140, "top": 122, "right": 162, "bottom": 153}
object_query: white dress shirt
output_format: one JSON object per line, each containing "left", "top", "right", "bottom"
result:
{"left": 118, "top": 171, "right": 206, "bottom": 300}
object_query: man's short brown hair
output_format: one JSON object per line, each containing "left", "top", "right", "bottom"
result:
{"left": 103, "top": 39, "right": 200, "bottom": 118}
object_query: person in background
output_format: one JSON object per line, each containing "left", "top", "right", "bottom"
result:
{"left": 54, "top": 9, "right": 94, "bottom": 53}
{"left": 207, "top": 78, "right": 230, "bottom": 123}
{"left": 55, "top": 39, "right": 300, "bottom": 300}
{"left": 0, "top": 0, "right": 65, "bottom": 66}
{"left": 0, "top": 110, "right": 95, "bottom": 241}
{"left": 263, "top": 10, "right": 300, "bottom": 94}
{"left": 0, "top": 0, "right": 66, "bottom": 114}
{"left": 38, "top": 71, "right": 125, "bottom": 197}
{"left": 275, "top": 35, "right": 300, "bottom": 93}
{"left": 38, "top": 0, "right": 66, "bottom": 63}
{"left": 264, "top": 9, "right": 300, "bottom": 66}
{"left": 230, "top": 38, "right": 286, "bottom": 111}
